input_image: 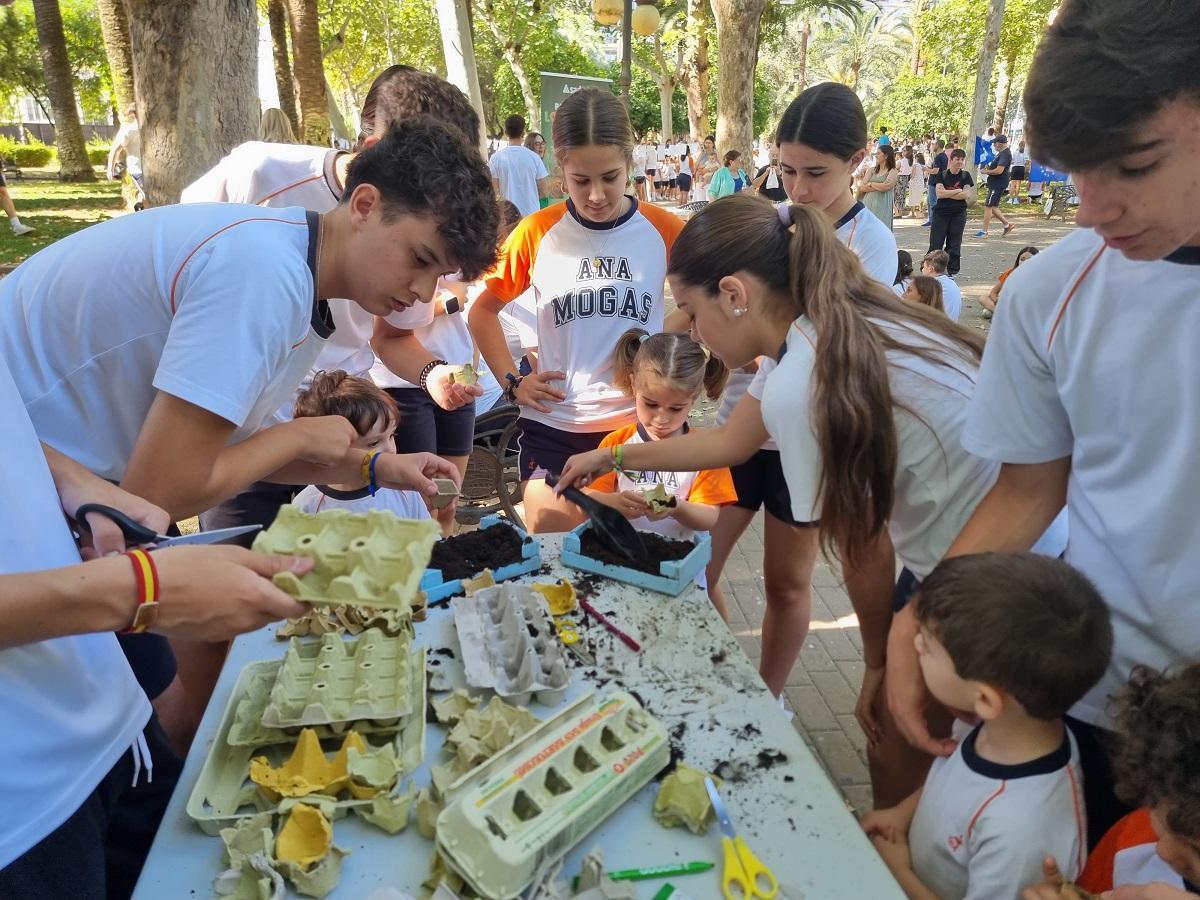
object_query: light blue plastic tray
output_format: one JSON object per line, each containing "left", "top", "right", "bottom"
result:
{"left": 559, "top": 522, "right": 710, "bottom": 596}
{"left": 421, "top": 515, "right": 542, "bottom": 605}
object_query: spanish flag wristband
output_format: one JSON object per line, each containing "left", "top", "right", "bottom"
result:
{"left": 121, "top": 549, "right": 161, "bottom": 634}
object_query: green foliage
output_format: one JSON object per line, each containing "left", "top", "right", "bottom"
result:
{"left": 919, "top": 0, "right": 1057, "bottom": 78}
{"left": 0, "top": 133, "right": 53, "bottom": 167}
{"left": 875, "top": 72, "right": 970, "bottom": 140}
{"left": 0, "top": 1, "right": 113, "bottom": 124}
{"left": 619, "top": 64, "right": 689, "bottom": 138}
{"left": 87, "top": 141, "right": 111, "bottom": 166}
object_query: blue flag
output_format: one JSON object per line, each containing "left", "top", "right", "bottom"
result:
{"left": 974, "top": 136, "right": 996, "bottom": 166}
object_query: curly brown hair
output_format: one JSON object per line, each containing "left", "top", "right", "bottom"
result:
{"left": 1112, "top": 663, "right": 1200, "bottom": 840}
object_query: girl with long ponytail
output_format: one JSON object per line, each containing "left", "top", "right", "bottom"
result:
{"left": 557, "top": 194, "right": 1066, "bottom": 805}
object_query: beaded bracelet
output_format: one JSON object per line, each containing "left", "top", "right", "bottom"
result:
{"left": 418, "top": 358, "right": 449, "bottom": 396}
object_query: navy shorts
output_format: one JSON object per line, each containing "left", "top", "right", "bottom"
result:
{"left": 677, "top": 173, "right": 693, "bottom": 191}
{"left": 729, "top": 448, "right": 816, "bottom": 527}
{"left": 387, "top": 387, "right": 476, "bottom": 458}
{"left": 516, "top": 418, "right": 608, "bottom": 480}
{"left": 1010, "top": 166, "right": 1026, "bottom": 182}
{"left": 985, "top": 185, "right": 1007, "bottom": 207}
{"left": 892, "top": 566, "right": 921, "bottom": 612}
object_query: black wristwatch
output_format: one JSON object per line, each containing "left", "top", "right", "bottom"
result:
{"left": 504, "top": 372, "right": 523, "bottom": 403}
{"left": 444, "top": 297, "right": 461, "bottom": 315}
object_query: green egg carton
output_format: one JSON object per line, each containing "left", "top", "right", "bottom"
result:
{"left": 186, "top": 648, "right": 427, "bottom": 836}
{"left": 253, "top": 506, "right": 440, "bottom": 611}
{"left": 260, "top": 629, "right": 413, "bottom": 729}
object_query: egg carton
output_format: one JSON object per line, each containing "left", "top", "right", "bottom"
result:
{"left": 560, "top": 522, "right": 712, "bottom": 596}
{"left": 451, "top": 583, "right": 571, "bottom": 706}
{"left": 421, "top": 515, "right": 542, "bottom": 604}
{"left": 186, "top": 648, "right": 426, "bottom": 836}
{"left": 252, "top": 506, "right": 440, "bottom": 611}
{"left": 259, "top": 629, "right": 414, "bottom": 729}
{"left": 436, "top": 691, "right": 670, "bottom": 900}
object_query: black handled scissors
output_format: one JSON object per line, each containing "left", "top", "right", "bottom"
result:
{"left": 74, "top": 504, "right": 261, "bottom": 548}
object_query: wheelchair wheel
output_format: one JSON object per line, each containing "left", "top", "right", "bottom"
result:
{"left": 456, "top": 404, "right": 525, "bottom": 530}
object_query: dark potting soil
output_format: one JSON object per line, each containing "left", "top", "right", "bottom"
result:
{"left": 579, "top": 529, "right": 693, "bottom": 576}
{"left": 428, "top": 523, "right": 524, "bottom": 582}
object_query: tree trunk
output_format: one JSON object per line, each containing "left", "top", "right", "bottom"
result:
{"left": 325, "top": 76, "right": 353, "bottom": 145}
{"left": 909, "top": 0, "right": 925, "bottom": 76}
{"left": 267, "top": 0, "right": 300, "bottom": 136}
{"left": 287, "top": 0, "right": 331, "bottom": 145}
{"left": 477, "top": 4, "right": 540, "bottom": 129}
{"left": 96, "top": 0, "right": 136, "bottom": 125}
{"left": 992, "top": 54, "right": 1014, "bottom": 134}
{"left": 966, "top": 0, "right": 1004, "bottom": 178}
{"left": 435, "top": 0, "right": 488, "bottom": 153}
{"left": 31, "top": 0, "right": 95, "bottom": 181}
{"left": 125, "top": 0, "right": 257, "bottom": 204}
{"left": 711, "top": 0, "right": 765, "bottom": 165}
{"left": 681, "top": 0, "right": 710, "bottom": 139}
{"left": 797, "top": 19, "right": 811, "bottom": 94}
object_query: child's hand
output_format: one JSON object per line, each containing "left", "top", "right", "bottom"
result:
{"left": 643, "top": 500, "right": 676, "bottom": 522}
{"left": 860, "top": 805, "right": 911, "bottom": 842}
{"left": 1020, "top": 857, "right": 1068, "bottom": 900}
{"left": 515, "top": 370, "right": 566, "bottom": 413}
{"left": 617, "top": 490, "right": 652, "bottom": 519}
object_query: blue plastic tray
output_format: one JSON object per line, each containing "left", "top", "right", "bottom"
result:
{"left": 421, "top": 515, "right": 541, "bottom": 604}
{"left": 559, "top": 522, "right": 710, "bottom": 596}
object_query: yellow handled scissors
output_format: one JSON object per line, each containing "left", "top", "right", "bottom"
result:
{"left": 704, "top": 777, "right": 778, "bottom": 900}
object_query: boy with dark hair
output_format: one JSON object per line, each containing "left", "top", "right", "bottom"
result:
{"left": 490, "top": 112, "right": 552, "bottom": 217}
{"left": 976, "top": 134, "right": 1015, "bottom": 237}
{"left": 1023, "top": 663, "right": 1200, "bottom": 899}
{"left": 865, "top": 552, "right": 1112, "bottom": 900}
{"left": 886, "top": 0, "right": 1200, "bottom": 855}
{"left": 928, "top": 147, "right": 974, "bottom": 276}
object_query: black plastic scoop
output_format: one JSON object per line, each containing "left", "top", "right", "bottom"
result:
{"left": 545, "top": 473, "right": 646, "bottom": 562}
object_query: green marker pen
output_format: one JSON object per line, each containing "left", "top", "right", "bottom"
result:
{"left": 610, "top": 861, "right": 715, "bottom": 881}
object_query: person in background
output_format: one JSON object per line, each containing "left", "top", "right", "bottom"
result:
{"left": 928, "top": 148, "right": 974, "bottom": 276}
{"left": 695, "top": 135, "right": 720, "bottom": 196}
{"left": 878, "top": 125, "right": 891, "bottom": 147}
{"left": 859, "top": 144, "right": 899, "bottom": 230}
{"left": 106, "top": 112, "right": 144, "bottom": 211}
{"left": 906, "top": 152, "right": 926, "bottom": 218}
{"left": 752, "top": 144, "right": 788, "bottom": 203}
{"left": 921, "top": 250, "right": 963, "bottom": 321}
{"left": 0, "top": 163, "right": 33, "bottom": 235}
{"left": 707, "top": 150, "right": 749, "bottom": 200}
{"left": 864, "top": 553, "right": 1110, "bottom": 900}
{"left": 290, "top": 371, "right": 431, "bottom": 520}
{"left": 982, "top": 245, "right": 1039, "bottom": 316}
{"left": 902, "top": 274, "right": 945, "bottom": 314}
{"left": 923, "top": 140, "right": 947, "bottom": 227}
{"left": 632, "top": 137, "right": 652, "bottom": 203}
{"left": 893, "top": 249, "right": 914, "bottom": 295}
{"left": 676, "top": 144, "right": 694, "bottom": 206}
{"left": 258, "top": 108, "right": 297, "bottom": 144}
{"left": 976, "top": 134, "right": 1016, "bottom": 237}
{"left": 524, "top": 131, "right": 559, "bottom": 208}
{"left": 489, "top": 114, "right": 553, "bottom": 218}
{"left": 896, "top": 147, "right": 913, "bottom": 218}
{"left": 523, "top": 131, "right": 546, "bottom": 159}
{"left": 1009, "top": 139, "right": 1029, "bottom": 202}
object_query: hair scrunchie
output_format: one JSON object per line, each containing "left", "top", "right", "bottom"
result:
{"left": 778, "top": 202, "right": 792, "bottom": 227}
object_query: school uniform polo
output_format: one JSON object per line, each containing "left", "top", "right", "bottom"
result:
{"left": 963, "top": 229, "right": 1200, "bottom": 728}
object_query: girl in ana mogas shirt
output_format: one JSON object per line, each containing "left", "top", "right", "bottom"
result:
{"left": 467, "top": 88, "right": 684, "bottom": 533}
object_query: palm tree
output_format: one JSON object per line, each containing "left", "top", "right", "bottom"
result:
{"left": 267, "top": 0, "right": 301, "bottom": 138}
{"left": 287, "top": 0, "right": 331, "bottom": 145}
{"left": 809, "top": 6, "right": 909, "bottom": 98}
{"left": 96, "top": 0, "right": 136, "bottom": 125}
{"left": 31, "top": 0, "right": 94, "bottom": 181}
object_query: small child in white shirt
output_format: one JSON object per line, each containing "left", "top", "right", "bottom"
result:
{"left": 290, "top": 370, "right": 431, "bottom": 520}
{"left": 862, "top": 553, "right": 1113, "bottom": 900}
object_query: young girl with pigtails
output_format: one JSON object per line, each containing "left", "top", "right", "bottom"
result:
{"left": 585, "top": 329, "right": 735, "bottom": 584}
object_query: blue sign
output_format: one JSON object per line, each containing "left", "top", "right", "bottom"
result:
{"left": 1027, "top": 161, "right": 1069, "bottom": 184}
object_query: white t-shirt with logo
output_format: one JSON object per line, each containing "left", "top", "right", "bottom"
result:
{"left": 909, "top": 722, "right": 1086, "bottom": 900}
{"left": 0, "top": 354, "right": 150, "bottom": 868}
{"left": 489, "top": 144, "right": 548, "bottom": 218}
{"left": 963, "top": 229, "right": 1200, "bottom": 728}
{"left": 0, "top": 203, "right": 331, "bottom": 482}
{"left": 484, "top": 198, "right": 683, "bottom": 433}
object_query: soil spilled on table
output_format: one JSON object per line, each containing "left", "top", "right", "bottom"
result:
{"left": 428, "top": 523, "right": 524, "bottom": 582}
{"left": 579, "top": 529, "right": 693, "bottom": 576}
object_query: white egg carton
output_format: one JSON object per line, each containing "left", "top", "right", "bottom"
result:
{"left": 436, "top": 691, "right": 669, "bottom": 900}
{"left": 450, "top": 583, "right": 571, "bottom": 706}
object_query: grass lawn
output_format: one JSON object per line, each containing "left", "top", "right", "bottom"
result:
{"left": 0, "top": 167, "right": 124, "bottom": 267}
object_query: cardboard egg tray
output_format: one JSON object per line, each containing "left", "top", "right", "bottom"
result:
{"left": 450, "top": 584, "right": 571, "bottom": 706}
{"left": 560, "top": 522, "right": 712, "bottom": 596}
{"left": 260, "top": 629, "right": 413, "bottom": 729}
{"left": 186, "top": 648, "right": 426, "bottom": 836}
{"left": 252, "top": 506, "right": 440, "bottom": 611}
{"left": 421, "top": 514, "right": 542, "bottom": 604}
{"left": 436, "top": 691, "right": 669, "bottom": 900}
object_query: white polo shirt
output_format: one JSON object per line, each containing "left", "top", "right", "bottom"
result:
{"left": 0, "top": 354, "right": 149, "bottom": 868}
{"left": 0, "top": 203, "right": 332, "bottom": 481}
{"left": 488, "top": 144, "right": 548, "bottom": 218}
{"left": 963, "top": 229, "right": 1200, "bottom": 728}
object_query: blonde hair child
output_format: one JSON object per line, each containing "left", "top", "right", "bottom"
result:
{"left": 289, "top": 371, "right": 431, "bottom": 520}
{"left": 585, "top": 329, "right": 735, "bottom": 586}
